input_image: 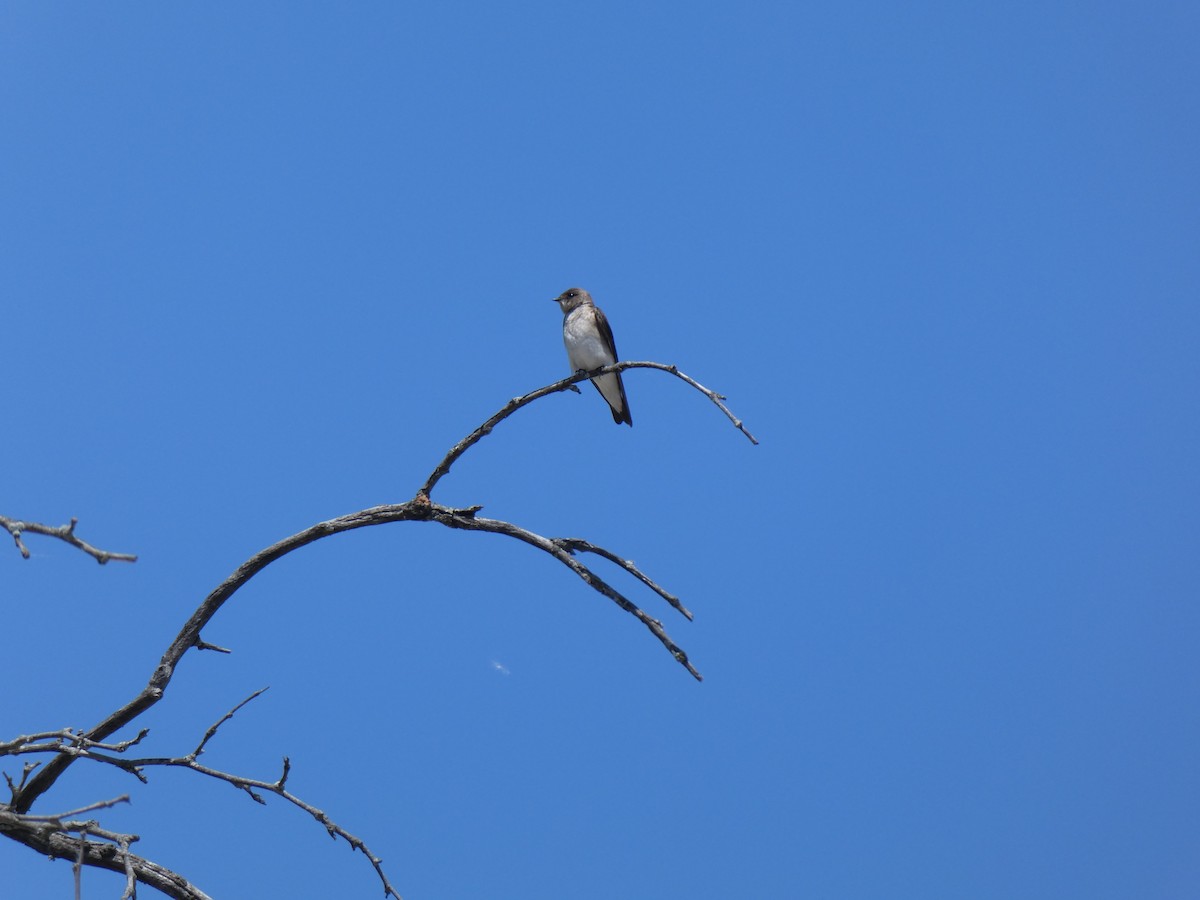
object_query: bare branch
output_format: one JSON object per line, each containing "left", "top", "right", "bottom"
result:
{"left": 430, "top": 504, "right": 703, "bottom": 681}
{"left": 0, "top": 515, "right": 137, "bottom": 564}
{"left": 0, "top": 811, "right": 211, "bottom": 900}
{"left": 418, "top": 361, "right": 757, "bottom": 499}
{"left": 1, "top": 731, "right": 79, "bottom": 755}
{"left": 7, "top": 691, "right": 403, "bottom": 897}
{"left": 189, "top": 688, "right": 267, "bottom": 760}
{"left": 123, "top": 756, "right": 399, "bottom": 898}
{"left": 553, "top": 537, "right": 693, "bottom": 620}
{"left": 73, "top": 826, "right": 84, "bottom": 900}
{"left": 2, "top": 729, "right": 149, "bottom": 760}
{"left": 12, "top": 486, "right": 705, "bottom": 817}
{"left": 5, "top": 762, "right": 41, "bottom": 799}
{"left": 46, "top": 749, "right": 399, "bottom": 894}
{"left": 120, "top": 834, "right": 138, "bottom": 900}
{"left": 18, "top": 795, "right": 130, "bottom": 824}
{"left": 649, "top": 361, "right": 759, "bottom": 445}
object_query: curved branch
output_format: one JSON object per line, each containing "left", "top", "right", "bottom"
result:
{"left": 16, "top": 382, "right": 734, "bottom": 809}
{"left": 12, "top": 502, "right": 426, "bottom": 814}
{"left": 429, "top": 504, "right": 702, "bottom": 681}
{"left": 0, "top": 515, "right": 137, "bottom": 564}
{"left": 15, "top": 362, "right": 742, "bottom": 802}
{"left": 418, "top": 361, "right": 757, "bottom": 499}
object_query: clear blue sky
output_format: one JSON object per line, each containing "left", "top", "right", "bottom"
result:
{"left": 4, "top": 3, "right": 1198, "bottom": 898}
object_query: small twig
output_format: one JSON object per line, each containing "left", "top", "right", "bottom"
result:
{"left": 193, "top": 638, "right": 231, "bottom": 654}
{"left": 0, "top": 515, "right": 137, "bottom": 564}
{"left": 0, "top": 730, "right": 78, "bottom": 754}
{"left": 74, "top": 824, "right": 85, "bottom": 900}
{"left": 4, "top": 761, "right": 41, "bottom": 798}
{"left": 553, "top": 538, "right": 692, "bottom": 620}
{"left": 17, "top": 795, "right": 131, "bottom": 824}
{"left": 95, "top": 729, "right": 151, "bottom": 753}
{"left": 120, "top": 835, "right": 138, "bottom": 899}
{"left": 653, "top": 362, "right": 759, "bottom": 445}
{"left": 189, "top": 688, "right": 268, "bottom": 760}
{"left": 1, "top": 728, "right": 149, "bottom": 759}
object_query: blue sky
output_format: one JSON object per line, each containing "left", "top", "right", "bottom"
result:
{"left": 3, "top": 3, "right": 1198, "bottom": 898}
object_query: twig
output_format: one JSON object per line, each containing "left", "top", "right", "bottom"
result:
{"left": 4, "top": 761, "right": 41, "bottom": 799}
{"left": 189, "top": 688, "right": 267, "bottom": 760}
{"left": 650, "top": 362, "right": 759, "bottom": 445}
{"left": 1, "top": 730, "right": 80, "bottom": 754}
{"left": 0, "top": 515, "right": 137, "bottom": 564}
{"left": 120, "top": 835, "right": 138, "bottom": 899}
{"left": 418, "top": 361, "right": 757, "bottom": 499}
{"left": 140, "top": 756, "right": 399, "bottom": 898}
{"left": 1, "top": 729, "right": 149, "bottom": 759}
{"left": 552, "top": 538, "right": 692, "bottom": 620}
{"left": 67, "top": 746, "right": 400, "bottom": 895}
{"left": 74, "top": 824, "right": 84, "bottom": 900}
{"left": 18, "top": 795, "right": 130, "bottom": 824}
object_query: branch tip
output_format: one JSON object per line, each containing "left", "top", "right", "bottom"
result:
{"left": 194, "top": 637, "right": 232, "bottom": 654}
{"left": 0, "top": 514, "right": 137, "bottom": 564}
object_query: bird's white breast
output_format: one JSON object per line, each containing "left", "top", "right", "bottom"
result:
{"left": 563, "top": 307, "right": 614, "bottom": 371}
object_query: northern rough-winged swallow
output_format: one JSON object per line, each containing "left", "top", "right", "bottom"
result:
{"left": 552, "top": 287, "right": 632, "bottom": 426}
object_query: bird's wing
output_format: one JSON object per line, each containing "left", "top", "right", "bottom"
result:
{"left": 593, "top": 306, "right": 619, "bottom": 360}
{"left": 591, "top": 306, "right": 631, "bottom": 426}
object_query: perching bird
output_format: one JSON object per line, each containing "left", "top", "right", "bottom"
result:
{"left": 552, "top": 287, "right": 632, "bottom": 426}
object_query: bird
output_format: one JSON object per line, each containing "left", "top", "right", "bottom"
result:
{"left": 552, "top": 287, "right": 632, "bottom": 426}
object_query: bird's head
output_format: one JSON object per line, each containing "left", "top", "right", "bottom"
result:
{"left": 552, "top": 287, "right": 593, "bottom": 314}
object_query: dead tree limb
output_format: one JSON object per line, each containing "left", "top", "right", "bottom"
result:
{"left": 0, "top": 810, "right": 212, "bottom": 900}
{"left": 4, "top": 361, "right": 755, "bottom": 897}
